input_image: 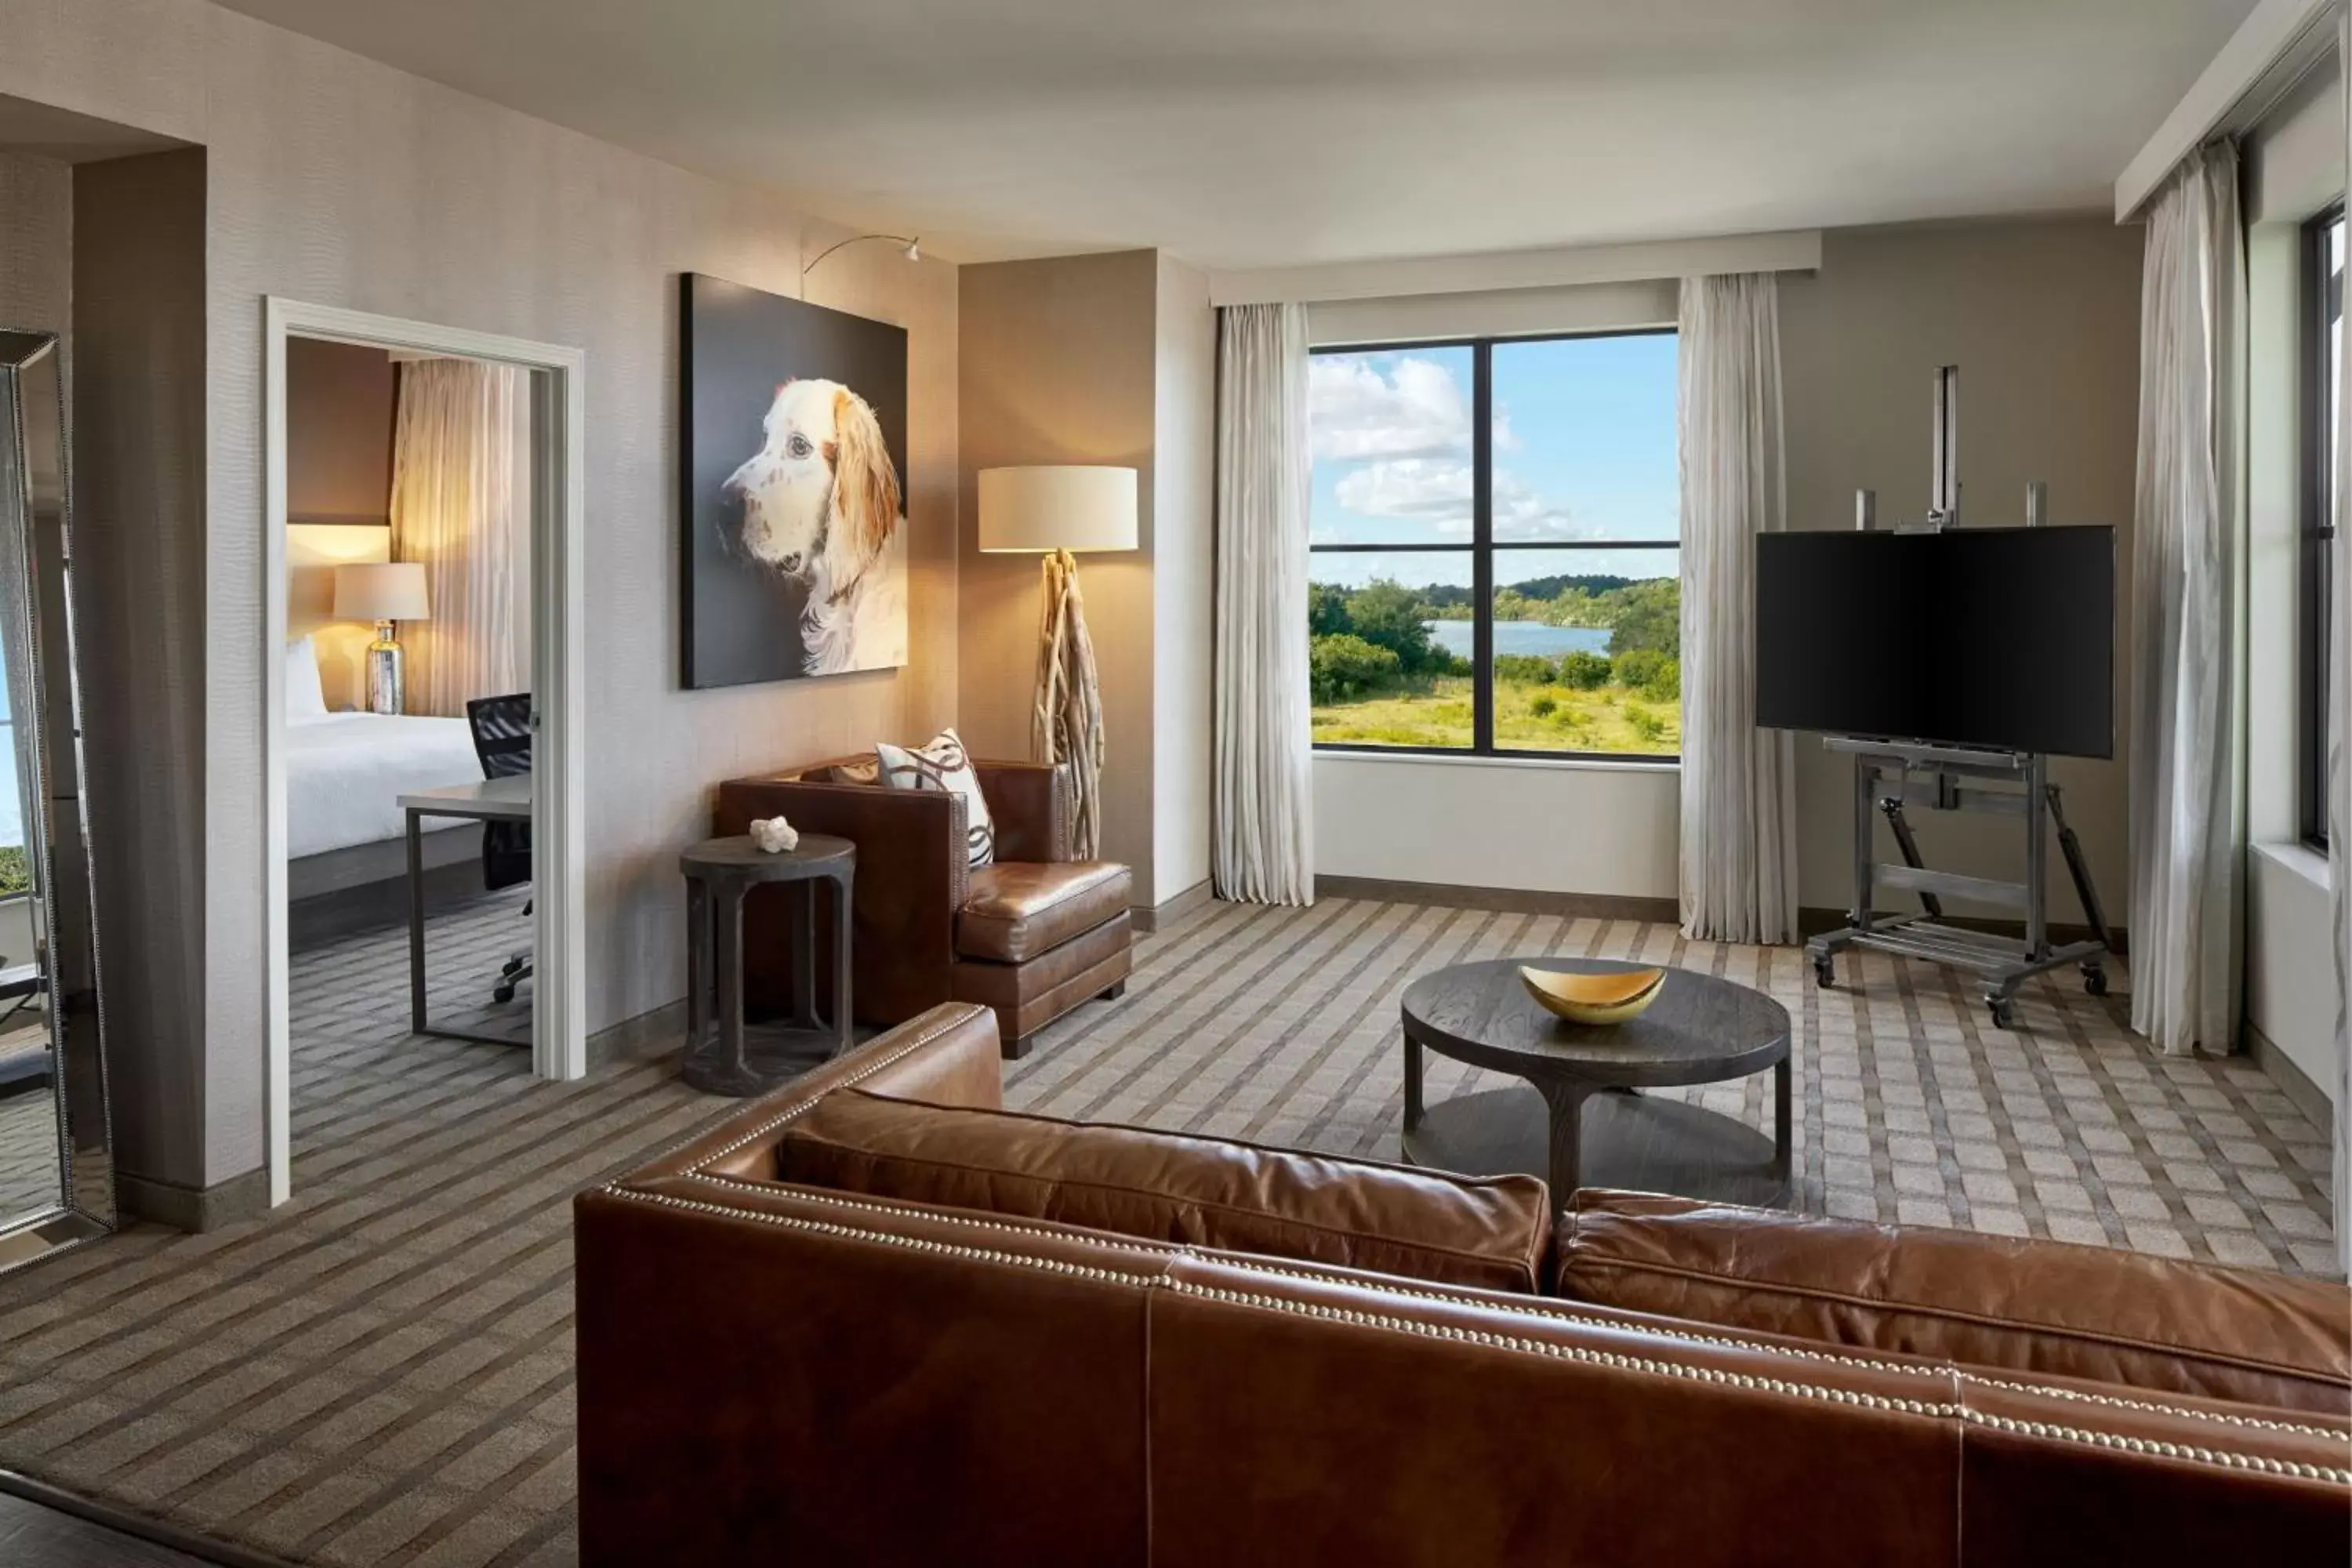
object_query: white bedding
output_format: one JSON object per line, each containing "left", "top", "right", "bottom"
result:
{"left": 286, "top": 713, "right": 485, "bottom": 859}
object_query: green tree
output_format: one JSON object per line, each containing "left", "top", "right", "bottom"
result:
{"left": 1558, "top": 649, "right": 1611, "bottom": 689}
{"left": 1309, "top": 633, "right": 1402, "bottom": 704}
{"left": 1493, "top": 653, "right": 1557, "bottom": 686}
{"left": 1605, "top": 577, "right": 1681, "bottom": 658}
{"left": 1307, "top": 582, "right": 1352, "bottom": 638}
{"left": 1611, "top": 648, "right": 1680, "bottom": 703}
{"left": 1343, "top": 579, "right": 1443, "bottom": 674}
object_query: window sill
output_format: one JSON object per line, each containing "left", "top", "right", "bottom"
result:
{"left": 2252, "top": 839, "right": 2332, "bottom": 895}
{"left": 1312, "top": 748, "right": 1679, "bottom": 777}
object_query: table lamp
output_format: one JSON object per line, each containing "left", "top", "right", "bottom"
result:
{"left": 334, "top": 561, "right": 431, "bottom": 715}
{"left": 977, "top": 466, "right": 1138, "bottom": 859}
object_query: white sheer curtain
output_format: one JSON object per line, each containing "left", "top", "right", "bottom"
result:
{"left": 1677, "top": 273, "right": 1798, "bottom": 945}
{"left": 1212, "top": 303, "right": 1315, "bottom": 905}
{"left": 389, "top": 357, "right": 529, "bottom": 718}
{"left": 2128, "top": 142, "right": 2245, "bottom": 1058}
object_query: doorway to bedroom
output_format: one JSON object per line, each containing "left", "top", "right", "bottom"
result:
{"left": 264, "top": 302, "right": 586, "bottom": 1208}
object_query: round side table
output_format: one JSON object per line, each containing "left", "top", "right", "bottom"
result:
{"left": 681, "top": 833, "right": 855, "bottom": 1097}
{"left": 1400, "top": 957, "right": 1791, "bottom": 1207}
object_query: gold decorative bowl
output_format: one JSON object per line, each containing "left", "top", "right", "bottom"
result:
{"left": 1519, "top": 965, "right": 1668, "bottom": 1025}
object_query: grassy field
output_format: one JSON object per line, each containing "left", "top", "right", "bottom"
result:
{"left": 1312, "top": 676, "right": 1681, "bottom": 755}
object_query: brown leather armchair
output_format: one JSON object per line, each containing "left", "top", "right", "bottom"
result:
{"left": 715, "top": 755, "right": 1132, "bottom": 1057}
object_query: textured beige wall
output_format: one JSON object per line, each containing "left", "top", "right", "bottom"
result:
{"left": 0, "top": 0, "right": 961, "bottom": 1188}
{"left": 1779, "top": 216, "right": 2144, "bottom": 921}
{"left": 1151, "top": 254, "right": 1215, "bottom": 906}
{"left": 959, "top": 251, "right": 1161, "bottom": 898}
{"left": 0, "top": 148, "right": 69, "bottom": 336}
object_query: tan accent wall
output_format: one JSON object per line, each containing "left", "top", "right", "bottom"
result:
{"left": 1780, "top": 216, "right": 2144, "bottom": 920}
{"left": 285, "top": 337, "right": 394, "bottom": 525}
{"left": 958, "top": 251, "right": 1161, "bottom": 897}
{"left": 0, "top": 0, "right": 960, "bottom": 1188}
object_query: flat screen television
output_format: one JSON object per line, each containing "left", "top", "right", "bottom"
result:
{"left": 1753, "top": 526, "right": 2115, "bottom": 759}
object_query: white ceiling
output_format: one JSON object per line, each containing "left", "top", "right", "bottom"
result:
{"left": 211, "top": 0, "right": 2253, "bottom": 267}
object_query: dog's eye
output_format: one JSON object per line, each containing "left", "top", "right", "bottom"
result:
{"left": 786, "top": 434, "right": 814, "bottom": 459}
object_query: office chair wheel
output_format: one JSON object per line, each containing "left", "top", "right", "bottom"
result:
{"left": 2082, "top": 964, "right": 2108, "bottom": 998}
{"left": 493, "top": 982, "right": 517, "bottom": 1006}
{"left": 501, "top": 955, "right": 527, "bottom": 978}
{"left": 1984, "top": 993, "right": 2016, "bottom": 1030}
{"left": 1811, "top": 953, "right": 1835, "bottom": 989}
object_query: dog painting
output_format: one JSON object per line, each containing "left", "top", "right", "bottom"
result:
{"left": 681, "top": 274, "right": 909, "bottom": 687}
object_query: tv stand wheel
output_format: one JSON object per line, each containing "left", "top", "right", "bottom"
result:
{"left": 1984, "top": 993, "right": 2016, "bottom": 1030}
{"left": 1811, "top": 953, "right": 1835, "bottom": 989}
{"left": 2082, "top": 964, "right": 2108, "bottom": 998}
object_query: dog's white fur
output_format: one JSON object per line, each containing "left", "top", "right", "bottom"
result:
{"left": 723, "top": 378, "right": 907, "bottom": 675}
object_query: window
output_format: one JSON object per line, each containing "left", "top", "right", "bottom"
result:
{"left": 0, "top": 670, "right": 22, "bottom": 895}
{"left": 1306, "top": 332, "right": 1679, "bottom": 758}
{"left": 2300, "top": 206, "right": 2341, "bottom": 848}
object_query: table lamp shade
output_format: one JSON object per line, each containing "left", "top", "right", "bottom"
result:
{"left": 334, "top": 561, "right": 430, "bottom": 622}
{"left": 978, "top": 466, "right": 1138, "bottom": 554}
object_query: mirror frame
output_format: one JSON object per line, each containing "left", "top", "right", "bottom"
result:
{"left": 0, "top": 325, "right": 114, "bottom": 1268}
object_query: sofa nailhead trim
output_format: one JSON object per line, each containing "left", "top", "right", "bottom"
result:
{"left": 603, "top": 1182, "right": 2351, "bottom": 1486}
{"left": 1166, "top": 1278, "right": 2352, "bottom": 1486}
{"left": 1213, "top": 1254, "right": 1942, "bottom": 1380}
{"left": 601, "top": 1185, "right": 1169, "bottom": 1290}
{"left": 684, "top": 1171, "right": 1184, "bottom": 1252}
{"left": 1958, "top": 1373, "right": 2350, "bottom": 1444}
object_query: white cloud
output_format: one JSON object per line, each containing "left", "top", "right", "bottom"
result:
{"left": 1333, "top": 457, "right": 1473, "bottom": 535}
{"left": 1494, "top": 471, "right": 1590, "bottom": 541}
{"left": 1309, "top": 355, "right": 1468, "bottom": 461}
{"left": 1308, "top": 354, "right": 1523, "bottom": 463}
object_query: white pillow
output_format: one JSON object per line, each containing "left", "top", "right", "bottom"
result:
{"left": 875, "top": 728, "right": 994, "bottom": 869}
{"left": 285, "top": 635, "right": 331, "bottom": 723}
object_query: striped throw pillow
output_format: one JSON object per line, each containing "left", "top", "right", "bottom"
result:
{"left": 875, "top": 728, "right": 995, "bottom": 869}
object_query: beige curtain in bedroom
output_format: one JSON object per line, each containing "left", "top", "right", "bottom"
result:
{"left": 389, "top": 356, "right": 530, "bottom": 718}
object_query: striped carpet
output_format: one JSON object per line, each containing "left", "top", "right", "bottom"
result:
{"left": 0, "top": 889, "right": 2331, "bottom": 1568}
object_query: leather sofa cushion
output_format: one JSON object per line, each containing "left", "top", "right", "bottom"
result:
{"left": 775, "top": 1088, "right": 1554, "bottom": 1293}
{"left": 957, "top": 862, "right": 1131, "bottom": 964}
{"left": 1555, "top": 1189, "right": 2352, "bottom": 1414}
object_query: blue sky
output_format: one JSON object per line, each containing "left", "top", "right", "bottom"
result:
{"left": 1307, "top": 334, "right": 1679, "bottom": 591}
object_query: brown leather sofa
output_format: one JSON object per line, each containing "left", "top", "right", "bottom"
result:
{"left": 715, "top": 755, "right": 1132, "bottom": 1057}
{"left": 576, "top": 1003, "right": 2350, "bottom": 1567}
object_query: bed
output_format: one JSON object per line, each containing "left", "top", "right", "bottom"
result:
{"left": 286, "top": 711, "right": 487, "bottom": 900}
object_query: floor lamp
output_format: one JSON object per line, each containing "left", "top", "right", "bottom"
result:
{"left": 977, "top": 466, "right": 1138, "bottom": 859}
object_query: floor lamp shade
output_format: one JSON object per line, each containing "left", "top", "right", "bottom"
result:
{"left": 976, "top": 466, "right": 1135, "bottom": 861}
{"left": 334, "top": 562, "right": 430, "bottom": 715}
{"left": 977, "top": 466, "right": 1138, "bottom": 554}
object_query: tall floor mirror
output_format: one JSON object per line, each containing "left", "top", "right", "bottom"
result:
{"left": 0, "top": 328, "right": 113, "bottom": 1269}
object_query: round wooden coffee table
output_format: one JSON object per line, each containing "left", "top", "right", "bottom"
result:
{"left": 1400, "top": 957, "right": 1791, "bottom": 1207}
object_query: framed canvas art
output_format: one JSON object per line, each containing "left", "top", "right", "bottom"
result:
{"left": 680, "top": 273, "right": 909, "bottom": 688}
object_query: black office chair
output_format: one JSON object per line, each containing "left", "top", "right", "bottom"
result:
{"left": 465, "top": 693, "right": 533, "bottom": 1005}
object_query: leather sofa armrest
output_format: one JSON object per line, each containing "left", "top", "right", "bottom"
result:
{"left": 973, "top": 760, "right": 1072, "bottom": 863}
{"left": 624, "top": 1003, "right": 1004, "bottom": 1183}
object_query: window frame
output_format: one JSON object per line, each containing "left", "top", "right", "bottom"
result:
{"left": 1307, "top": 327, "right": 1681, "bottom": 764}
{"left": 2298, "top": 203, "right": 2340, "bottom": 851}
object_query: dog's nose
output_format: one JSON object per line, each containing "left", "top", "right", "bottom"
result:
{"left": 779, "top": 552, "right": 802, "bottom": 573}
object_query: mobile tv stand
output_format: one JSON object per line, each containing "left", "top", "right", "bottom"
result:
{"left": 1806, "top": 738, "right": 2113, "bottom": 1030}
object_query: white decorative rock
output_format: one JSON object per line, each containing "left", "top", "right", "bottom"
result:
{"left": 749, "top": 815, "right": 800, "bottom": 854}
